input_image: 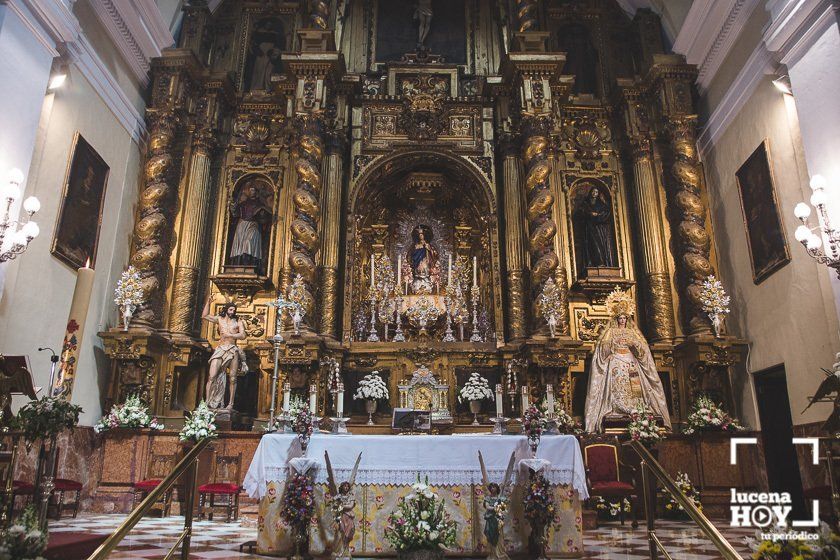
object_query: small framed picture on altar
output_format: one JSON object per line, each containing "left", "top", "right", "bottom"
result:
{"left": 735, "top": 140, "right": 790, "bottom": 284}
{"left": 52, "top": 133, "right": 109, "bottom": 269}
{"left": 392, "top": 408, "right": 431, "bottom": 433}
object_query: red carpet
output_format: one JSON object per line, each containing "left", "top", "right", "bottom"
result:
{"left": 44, "top": 532, "right": 108, "bottom": 560}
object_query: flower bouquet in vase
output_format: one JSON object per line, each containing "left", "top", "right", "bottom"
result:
{"left": 281, "top": 471, "right": 315, "bottom": 560}
{"left": 458, "top": 372, "right": 494, "bottom": 426}
{"left": 384, "top": 477, "right": 457, "bottom": 560}
{"left": 353, "top": 372, "right": 389, "bottom": 425}
{"left": 113, "top": 266, "right": 144, "bottom": 331}
{"left": 523, "top": 406, "right": 545, "bottom": 456}
{"left": 292, "top": 406, "right": 314, "bottom": 453}
{"left": 16, "top": 396, "right": 82, "bottom": 446}
{"left": 628, "top": 403, "right": 662, "bottom": 448}
{"left": 523, "top": 468, "right": 555, "bottom": 560}
{"left": 682, "top": 395, "right": 743, "bottom": 436}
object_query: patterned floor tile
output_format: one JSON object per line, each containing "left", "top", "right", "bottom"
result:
{"left": 48, "top": 514, "right": 757, "bottom": 559}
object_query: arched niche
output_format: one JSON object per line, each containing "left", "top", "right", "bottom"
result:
{"left": 569, "top": 177, "right": 620, "bottom": 281}
{"left": 221, "top": 173, "right": 277, "bottom": 278}
{"left": 344, "top": 149, "right": 502, "bottom": 344}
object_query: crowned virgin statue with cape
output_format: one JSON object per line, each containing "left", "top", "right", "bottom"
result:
{"left": 584, "top": 289, "right": 671, "bottom": 433}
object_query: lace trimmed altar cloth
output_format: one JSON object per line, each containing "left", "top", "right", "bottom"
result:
{"left": 243, "top": 433, "right": 587, "bottom": 499}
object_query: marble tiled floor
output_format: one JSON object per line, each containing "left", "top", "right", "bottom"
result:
{"left": 52, "top": 514, "right": 757, "bottom": 559}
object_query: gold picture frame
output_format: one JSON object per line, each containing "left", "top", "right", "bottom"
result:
{"left": 51, "top": 133, "right": 109, "bottom": 269}
{"left": 734, "top": 139, "right": 790, "bottom": 284}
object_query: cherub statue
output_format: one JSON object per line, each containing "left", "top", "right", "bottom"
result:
{"left": 478, "top": 450, "right": 516, "bottom": 560}
{"left": 325, "top": 450, "right": 362, "bottom": 560}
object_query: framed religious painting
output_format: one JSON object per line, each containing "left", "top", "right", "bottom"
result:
{"left": 51, "top": 133, "right": 109, "bottom": 269}
{"left": 735, "top": 140, "right": 790, "bottom": 284}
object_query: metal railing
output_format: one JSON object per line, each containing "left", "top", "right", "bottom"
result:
{"left": 87, "top": 437, "right": 212, "bottom": 560}
{"left": 625, "top": 439, "right": 743, "bottom": 560}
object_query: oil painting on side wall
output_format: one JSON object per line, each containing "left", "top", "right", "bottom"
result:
{"left": 51, "top": 133, "right": 109, "bottom": 269}
{"left": 735, "top": 140, "right": 790, "bottom": 284}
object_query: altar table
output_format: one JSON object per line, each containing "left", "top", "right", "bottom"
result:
{"left": 244, "top": 434, "right": 587, "bottom": 557}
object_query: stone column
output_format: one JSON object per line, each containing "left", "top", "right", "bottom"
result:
{"left": 169, "top": 130, "right": 214, "bottom": 334}
{"left": 319, "top": 130, "right": 345, "bottom": 337}
{"left": 629, "top": 135, "right": 676, "bottom": 341}
{"left": 499, "top": 133, "right": 528, "bottom": 340}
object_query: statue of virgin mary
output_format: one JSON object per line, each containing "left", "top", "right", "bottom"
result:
{"left": 406, "top": 224, "right": 438, "bottom": 294}
{"left": 584, "top": 288, "right": 671, "bottom": 433}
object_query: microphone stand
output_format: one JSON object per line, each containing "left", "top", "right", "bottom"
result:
{"left": 38, "top": 347, "right": 59, "bottom": 396}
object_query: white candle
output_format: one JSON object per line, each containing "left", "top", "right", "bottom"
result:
{"left": 546, "top": 384, "right": 555, "bottom": 415}
{"left": 397, "top": 257, "right": 401, "bottom": 287}
{"left": 521, "top": 385, "right": 529, "bottom": 412}
{"left": 370, "top": 257, "right": 375, "bottom": 289}
{"left": 309, "top": 383, "right": 317, "bottom": 413}
{"left": 54, "top": 260, "right": 95, "bottom": 397}
{"left": 282, "top": 382, "right": 291, "bottom": 412}
{"left": 472, "top": 256, "right": 478, "bottom": 287}
{"left": 495, "top": 383, "right": 503, "bottom": 416}
{"left": 337, "top": 382, "right": 344, "bottom": 417}
{"left": 448, "top": 255, "right": 453, "bottom": 285}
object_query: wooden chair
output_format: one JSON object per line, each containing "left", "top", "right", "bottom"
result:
{"left": 132, "top": 451, "right": 178, "bottom": 517}
{"left": 582, "top": 437, "right": 639, "bottom": 528}
{"left": 198, "top": 452, "right": 243, "bottom": 522}
{"left": 48, "top": 448, "right": 83, "bottom": 520}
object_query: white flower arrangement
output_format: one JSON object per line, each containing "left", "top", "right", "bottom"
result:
{"left": 457, "top": 372, "right": 494, "bottom": 403}
{"left": 593, "top": 496, "right": 631, "bottom": 518}
{"left": 628, "top": 402, "right": 662, "bottom": 446}
{"left": 384, "top": 477, "right": 457, "bottom": 552}
{"left": 94, "top": 394, "right": 162, "bottom": 434}
{"left": 682, "top": 395, "right": 743, "bottom": 435}
{"left": 699, "top": 275, "right": 730, "bottom": 337}
{"left": 179, "top": 401, "right": 218, "bottom": 442}
{"left": 114, "top": 266, "right": 145, "bottom": 330}
{"left": 353, "top": 372, "right": 389, "bottom": 401}
{"left": 664, "top": 471, "right": 701, "bottom": 517}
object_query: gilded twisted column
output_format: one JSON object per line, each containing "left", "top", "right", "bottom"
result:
{"left": 318, "top": 130, "right": 344, "bottom": 337}
{"left": 290, "top": 115, "right": 325, "bottom": 324}
{"left": 666, "top": 115, "right": 713, "bottom": 333}
{"left": 521, "top": 115, "right": 568, "bottom": 335}
{"left": 170, "top": 130, "right": 215, "bottom": 334}
{"left": 516, "top": 0, "right": 539, "bottom": 32}
{"left": 500, "top": 133, "right": 528, "bottom": 340}
{"left": 131, "top": 109, "right": 181, "bottom": 326}
{"left": 630, "top": 136, "right": 675, "bottom": 341}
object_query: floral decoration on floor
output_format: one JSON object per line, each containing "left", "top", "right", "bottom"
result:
{"left": 663, "top": 471, "right": 701, "bottom": 519}
{"left": 746, "top": 522, "right": 840, "bottom": 559}
{"left": 281, "top": 472, "right": 315, "bottom": 533}
{"left": 0, "top": 506, "right": 46, "bottom": 560}
{"left": 457, "top": 372, "right": 494, "bottom": 403}
{"left": 16, "top": 396, "right": 82, "bottom": 444}
{"left": 523, "top": 470, "right": 556, "bottom": 526}
{"left": 628, "top": 402, "right": 662, "bottom": 447}
{"left": 94, "top": 394, "right": 162, "bottom": 434}
{"left": 384, "top": 478, "right": 457, "bottom": 554}
{"left": 592, "top": 496, "right": 631, "bottom": 521}
{"left": 682, "top": 395, "right": 743, "bottom": 436}
{"left": 179, "top": 401, "right": 217, "bottom": 442}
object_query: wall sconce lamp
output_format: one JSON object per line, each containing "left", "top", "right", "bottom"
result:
{"left": 47, "top": 61, "right": 68, "bottom": 91}
{"left": 773, "top": 74, "right": 793, "bottom": 95}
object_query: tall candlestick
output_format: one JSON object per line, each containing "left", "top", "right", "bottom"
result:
{"left": 54, "top": 260, "right": 95, "bottom": 398}
{"left": 309, "top": 384, "right": 317, "bottom": 413}
{"left": 282, "top": 382, "right": 291, "bottom": 412}
{"left": 472, "top": 256, "right": 477, "bottom": 287}
{"left": 521, "top": 385, "right": 530, "bottom": 412}
{"left": 495, "top": 383, "right": 504, "bottom": 416}
{"left": 336, "top": 382, "right": 344, "bottom": 417}
{"left": 546, "top": 384, "right": 555, "bottom": 415}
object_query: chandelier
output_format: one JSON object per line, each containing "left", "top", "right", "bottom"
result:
{"left": 0, "top": 168, "right": 40, "bottom": 263}
{"left": 794, "top": 174, "right": 840, "bottom": 278}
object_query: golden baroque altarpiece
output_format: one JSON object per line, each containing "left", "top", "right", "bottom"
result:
{"left": 99, "top": 0, "right": 745, "bottom": 429}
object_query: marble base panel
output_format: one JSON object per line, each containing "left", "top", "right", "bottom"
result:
{"left": 257, "top": 482, "right": 583, "bottom": 558}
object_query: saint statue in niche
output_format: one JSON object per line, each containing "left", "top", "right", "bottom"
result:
{"left": 406, "top": 224, "right": 439, "bottom": 294}
{"left": 414, "top": 0, "right": 433, "bottom": 46}
{"left": 584, "top": 289, "right": 671, "bottom": 433}
{"left": 245, "top": 17, "right": 285, "bottom": 92}
{"left": 227, "top": 177, "right": 273, "bottom": 275}
{"left": 577, "top": 183, "right": 617, "bottom": 270}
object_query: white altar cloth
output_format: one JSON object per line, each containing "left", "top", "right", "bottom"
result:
{"left": 243, "top": 433, "right": 587, "bottom": 499}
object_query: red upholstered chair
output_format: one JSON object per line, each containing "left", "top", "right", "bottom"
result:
{"left": 133, "top": 452, "right": 178, "bottom": 516}
{"left": 47, "top": 448, "right": 83, "bottom": 520}
{"left": 198, "top": 452, "right": 243, "bottom": 522}
{"left": 583, "top": 440, "right": 638, "bottom": 528}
